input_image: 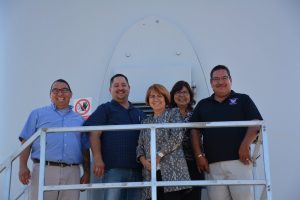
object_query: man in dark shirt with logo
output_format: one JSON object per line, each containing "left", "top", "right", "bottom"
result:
{"left": 84, "top": 74, "right": 145, "bottom": 200}
{"left": 190, "top": 65, "right": 262, "bottom": 200}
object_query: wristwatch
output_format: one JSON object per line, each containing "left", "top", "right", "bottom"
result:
{"left": 157, "top": 152, "right": 164, "bottom": 158}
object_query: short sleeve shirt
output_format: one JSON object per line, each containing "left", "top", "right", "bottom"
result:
{"left": 190, "top": 91, "right": 263, "bottom": 163}
{"left": 19, "top": 104, "right": 85, "bottom": 164}
{"left": 84, "top": 100, "right": 145, "bottom": 169}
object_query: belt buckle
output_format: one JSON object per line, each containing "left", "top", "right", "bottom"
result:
{"left": 45, "top": 161, "right": 51, "bottom": 166}
{"left": 58, "top": 162, "right": 67, "bottom": 167}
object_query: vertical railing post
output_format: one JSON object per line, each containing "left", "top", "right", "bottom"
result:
{"left": 2, "top": 161, "right": 12, "bottom": 200}
{"left": 150, "top": 127, "right": 157, "bottom": 200}
{"left": 252, "top": 127, "right": 263, "bottom": 200}
{"left": 38, "top": 129, "right": 47, "bottom": 200}
{"left": 252, "top": 128, "right": 263, "bottom": 165}
{"left": 8, "top": 161, "right": 12, "bottom": 200}
{"left": 262, "top": 125, "right": 272, "bottom": 200}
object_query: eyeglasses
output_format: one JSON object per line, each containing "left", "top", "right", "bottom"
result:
{"left": 51, "top": 88, "right": 70, "bottom": 94}
{"left": 175, "top": 90, "right": 189, "bottom": 96}
{"left": 211, "top": 76, "right": 230, "bottom": 82}
{"left": 149, "top": 94, "right": 164, "bottom": 99}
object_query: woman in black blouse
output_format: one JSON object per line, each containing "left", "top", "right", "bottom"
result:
{"left": 170, "top": 80, "right": 204, "bottom": 200}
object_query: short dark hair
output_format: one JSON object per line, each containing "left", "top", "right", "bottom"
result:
{"left": 210, "top": 65, "right": 231, "bottom": 79}
{"left": 50, "top": 79, "right": 72, "bottom": 94}
{"left": 110, "top": 74, "right": 129, "bottom": 87}
{"left": 170, "top": 80, "right": 195, "bottom": 111}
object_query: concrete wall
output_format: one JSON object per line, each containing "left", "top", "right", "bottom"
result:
{"left": 1, "top": 1, "right": 300, "bottom": 199}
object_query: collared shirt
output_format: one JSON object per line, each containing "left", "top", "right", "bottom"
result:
{"left": 190, "top": 90, "right": 263, "bottom": 164}
{"left": 84, "top": 100, "right": 145, "bottom": 169}
{"left": 19, "top": 103, "right": 85, "bottom": 164}
{"left": 136, "top": 108, "right": 190, "bottom": 199}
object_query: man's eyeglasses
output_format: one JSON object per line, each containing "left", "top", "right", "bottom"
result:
{"left": 211, "top": 76, "right": 230, "bottom": 82}
{"left": 175, "top": 91, "right": 189, "bottom": 96}
{"left": 51, "top": 88, "right": 70, "bottom": 94}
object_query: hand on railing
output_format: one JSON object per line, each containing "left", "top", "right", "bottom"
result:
{"left": 80, "top": 171, "right": 90, "bottom": 184}
{"left": 239, "top": 125, "right": 260, "bottom": 165}
{"left": 79, "top": 170, "right": 90, "bottom": 192}
{"left": 239, "top": 143, "right": 252, "bottom": 165}
{"left": 19, "top": 166, "right": 31, "bottom": 185}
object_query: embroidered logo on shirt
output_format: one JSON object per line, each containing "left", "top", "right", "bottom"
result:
{"left": 229, "top": 98, "right": 238, "bottom": 105}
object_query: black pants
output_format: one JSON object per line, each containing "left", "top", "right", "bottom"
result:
{"left": 184, "top": 159, "right": 204, "bottom": 200}
{"left": 147, "top": 171, "right": 190, "bottom": 200}
{"left": 163, "top": 189, "right": 190, "bottom": 200}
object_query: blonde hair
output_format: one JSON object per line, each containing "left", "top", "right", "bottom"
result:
{"left": 145, "top": 84, "right": 170, "bottom": 106}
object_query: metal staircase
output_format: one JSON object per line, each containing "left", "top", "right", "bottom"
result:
{"left": 0, "top": 121, "right": 272, "bottom": 200}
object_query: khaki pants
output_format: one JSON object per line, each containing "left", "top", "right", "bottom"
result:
{"left": 206, "top": 160, "right": 254, "bottom": 200}
{"left": 30, "top": 163, "right": 80, "bottom": 200}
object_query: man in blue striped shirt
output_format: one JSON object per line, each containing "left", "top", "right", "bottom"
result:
{"left": 18, "top": 79, "right": 90, "bottom": 200}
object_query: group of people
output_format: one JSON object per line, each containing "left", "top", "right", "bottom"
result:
{"left": 18, "top": 65, "right": 262, "bottom": 200}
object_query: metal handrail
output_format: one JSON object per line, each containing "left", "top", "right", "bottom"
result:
{"left": 0, "top": 120, "right": 272, "bottom": 200}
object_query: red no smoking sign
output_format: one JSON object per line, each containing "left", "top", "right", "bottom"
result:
{"left": 73, "top": 98, "right": 92, "bottom": 119}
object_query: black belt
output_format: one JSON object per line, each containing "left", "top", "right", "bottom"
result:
{"left": 33, "top": 159, "right": 79, "bottom": 167}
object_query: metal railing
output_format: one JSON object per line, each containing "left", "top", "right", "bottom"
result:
{"left": 0, "top": 120, "right": 272, "bottom": 200}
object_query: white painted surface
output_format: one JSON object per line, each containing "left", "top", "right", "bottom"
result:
{"left": 1, "top": 1, "right": 300, "bottom": 199}
{"left": 114, "top": 65, "right": 192, "bottom": 102}
{"left": 104, "top": 16, "right": 208, "bottom": 102}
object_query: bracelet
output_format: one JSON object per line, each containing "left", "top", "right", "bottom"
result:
{"left": 197, "top": 153, "right": 205, "bottom": 158}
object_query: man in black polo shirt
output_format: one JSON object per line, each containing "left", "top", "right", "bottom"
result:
{"left": 190, "top": 65, "right": 262, "bottom": 200}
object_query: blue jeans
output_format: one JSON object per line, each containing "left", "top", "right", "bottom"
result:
{"left": 88, "top": 173, "right": 104, "bottom": 200}
{"left": 102, "top": 168, "right": 142, "bottom": 200}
